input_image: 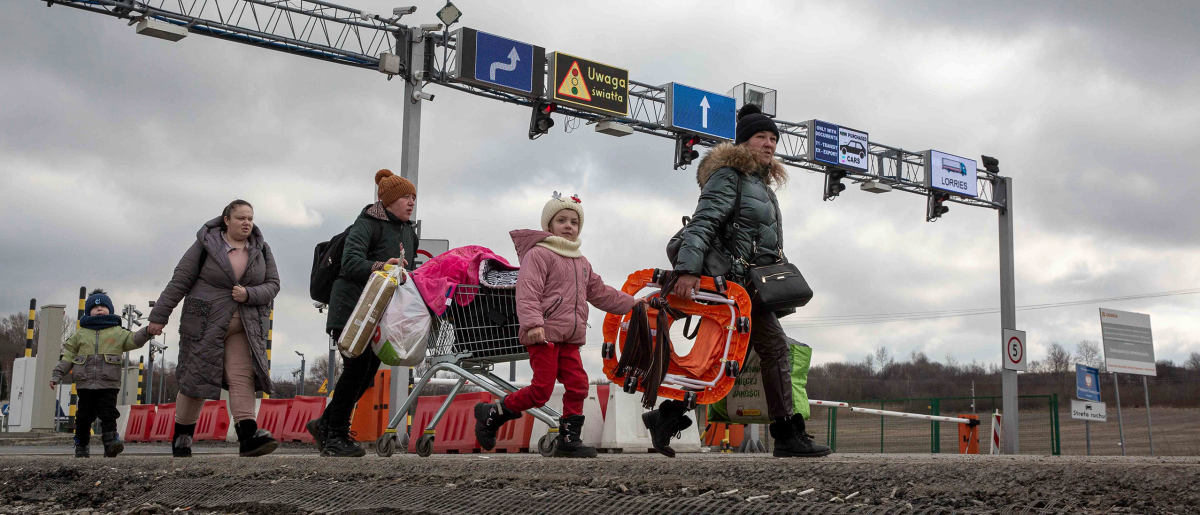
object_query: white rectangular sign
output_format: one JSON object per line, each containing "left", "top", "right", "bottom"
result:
{"left": 1002, "top": 328, "right": 1027, "bottom": 371}
{"left": 924, "top": 150, "right": 979, "bottom": 198}
{"left": 1099, "top": 308, "right": 1156, "bottom": 376}
{"left": 1070, "top": 399, "right": 1107, "bottom": 422}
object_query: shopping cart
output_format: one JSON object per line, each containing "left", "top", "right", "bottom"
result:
{"left": 374, "top": 284, "right": 562, "bottom": 457}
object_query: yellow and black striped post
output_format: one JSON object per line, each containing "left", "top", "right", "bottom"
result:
{"left": 261, "top": 306, "right": 273, "bottom": 399}
{"left": 136, "top": 356, "right": 145, "bottom": 405}
{"left": 69, "top": 383, "right": 78, "bottom": 428}
{"left": 25, "top": 298, "right": 36, "bottom": 357}
{"left": 77, "top": 287, "right": 86, "bottom": 329}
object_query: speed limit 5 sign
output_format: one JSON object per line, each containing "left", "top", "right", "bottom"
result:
{"left": 1002, "top": 329, "right": 1027, "bottom": 371}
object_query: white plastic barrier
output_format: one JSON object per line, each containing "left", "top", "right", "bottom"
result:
{"left": 114, "top": 404, "right": 131, "bottom": 438}
{"left": 599, "top": 386, "right": 701, "bottom": 453}
{"left": 528, "top": 384, "right": 605, "bottom": 450}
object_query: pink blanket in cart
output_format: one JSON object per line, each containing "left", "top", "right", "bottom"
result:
{"left": 411, "top": 245, "right": 518, "bottom": 315}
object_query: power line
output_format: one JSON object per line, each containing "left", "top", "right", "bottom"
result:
{"left": 781, "top": 287, "right": 1200, "bottom": 328}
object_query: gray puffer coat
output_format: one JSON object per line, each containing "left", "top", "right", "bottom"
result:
{"left": 673, "top": 143, "right": 787, "bottom": 281}
{"left": 149, "top": 217, "right": 280, "bottom": 399}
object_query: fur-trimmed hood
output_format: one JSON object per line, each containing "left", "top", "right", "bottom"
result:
{"left": 695, "top": 143, "right": 786, "bottom": 188}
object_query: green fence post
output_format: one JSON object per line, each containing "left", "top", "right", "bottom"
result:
{"left": 1052, "top": 394, "right": 1061, "bottom": 456}
{"left": 931, "top": 398, "right": 941, "bottom": 454}
{"left": 880, "top": 401, "right": 886, "bottom": 453}
{"left": 829, "top": 407, "right": 837, "bottom": 452}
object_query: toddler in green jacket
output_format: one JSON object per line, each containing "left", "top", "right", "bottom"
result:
{"left": 51, "top": 289, "right": 151, "bottom": 458}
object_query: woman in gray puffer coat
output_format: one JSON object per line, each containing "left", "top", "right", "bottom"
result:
{"left": 148, "top": 199, "right": 280, "bottom": 458}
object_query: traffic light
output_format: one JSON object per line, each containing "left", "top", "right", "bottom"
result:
{"left": 528, "top": 101, "right": 556, "bottom": 140}
{"left": 927, "top": 192, "right": 950, "bottom": 221}
{"left": 674, "top": 134, "right": 700, "bottom": 170}
{"left": 981, "top": 155, "right": 1000, "bottom": 174}
{"left": 823, "top": 170, "right": 847, "bottom": 201}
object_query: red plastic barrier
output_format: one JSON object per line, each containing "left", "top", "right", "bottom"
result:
{"left": 256, "top": 399, "right": 293, "bottom": 437}
{"left": 350, "top": 369, "right": 391, "bottom": 443}
{"left": 148, "top": 403, "right": 176, "bottom": 443}
{"left": 407, "top": 392, "right": 490, "bottom": 454}
{"left": 281, "top": 396, "right": 327, "bottom": 443}
{"left": 597, "top": 385, "right": 610, "bottom": 420}
{"left": 124, "top": 404, "right": 157, "bottom": 443}
{"left": 194, "top": 400, "right": 230, "bottom": 442}
{"left": 407, "top": 394, "right": 445, "bottom": 453}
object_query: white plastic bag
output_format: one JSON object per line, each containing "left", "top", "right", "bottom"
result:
{"left": 371, "top": 269, "right": 431, "bottom": 366}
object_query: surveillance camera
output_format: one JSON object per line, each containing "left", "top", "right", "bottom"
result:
{"left": 147, "top": 301, "right": 155, "bottom": 308}
{"left": 420, "top": 23, "right": 443, "bottom": 32}
{"left": 413, "top": 89, "right": 435, "bottom": 102}
{"left": 393, "top": 6, "right": 416, "bottom": 16}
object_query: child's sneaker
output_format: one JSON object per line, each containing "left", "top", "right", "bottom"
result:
{"left": 473, "top": 399, "right": 521, "bottom": 451}
{"left": 101, "top": 431, "right": 124, "bottom": 458}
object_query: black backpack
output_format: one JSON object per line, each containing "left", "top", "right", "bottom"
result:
{"left": 309, "top": 219, "right": 381, "bottom": 304}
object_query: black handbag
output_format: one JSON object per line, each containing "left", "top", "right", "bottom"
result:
{"left": 745, "top": 262, "right": 814, "bottom": 311}
{"left": 666, "top": 174, "right": 743, "bottom": 278}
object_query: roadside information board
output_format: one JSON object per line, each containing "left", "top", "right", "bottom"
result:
{"left": 1099, "top": 308, "right": 1156, "bottom": 376}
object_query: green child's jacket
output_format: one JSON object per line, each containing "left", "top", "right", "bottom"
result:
{"left": 51, "top": 326, "right": 151, "bottom": 390}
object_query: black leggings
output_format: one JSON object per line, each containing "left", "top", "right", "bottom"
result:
{"left": 322, "top": 345, "right": 382, "bottom": 428}
{"left": 75, "top": 388, "right": 120, "bottom": 442}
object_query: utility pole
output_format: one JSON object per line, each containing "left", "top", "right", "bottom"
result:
{"left": 295, "top": 351, "right": 307, "bottom": 397}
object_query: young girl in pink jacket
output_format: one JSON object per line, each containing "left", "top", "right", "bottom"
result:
{"left": 474, "top": 193, "right": 638, "bottom": 458}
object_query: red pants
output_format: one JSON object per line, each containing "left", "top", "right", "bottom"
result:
{"left": 504, "top": 343, "right": 588, "bottom": 417}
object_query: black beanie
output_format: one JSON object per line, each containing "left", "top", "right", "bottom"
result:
{"left": 734, "top": 103, "right": 779, "bottom": 145}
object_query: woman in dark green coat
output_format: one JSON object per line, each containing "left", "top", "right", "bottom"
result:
{"left": 644, "top": 104, "right": 831, "bottom": 458}
{"left": 310, "top": 169, "right": 418, "bottom": 457}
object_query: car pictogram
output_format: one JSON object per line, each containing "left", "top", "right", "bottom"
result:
{"left": 840, "top": 140, "right": 866, "bottom": 158}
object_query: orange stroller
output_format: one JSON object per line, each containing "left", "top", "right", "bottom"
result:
{"left": 601, "top": 268, "right": 752, "bottom": 409}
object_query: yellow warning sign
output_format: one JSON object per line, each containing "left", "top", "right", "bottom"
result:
{"left": 556, "top": 61, "right": 592, "bottom": 101}
{"left": 317, "top": 379, "right": 329, "bottom": 394}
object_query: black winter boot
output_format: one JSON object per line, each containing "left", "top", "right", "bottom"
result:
{"left": 306, "top": 415, "right": 329, "bottom": 453}
{"left": 321, "top": 426, "right": 366, "bottom": 457}
{"left": 172, "top": 423, "right": 195, "bottom": 458}
{"left": 236, "top": 419, "right": 279, "bottom": 457}
{"left": 101, "top": 431, "right": 124, "bottom": 458}
{"left": 642, "top": 400, "right": 691, "bottom": 458}
{"left": 552, "top": 415, "right": 597, "bottom": 458}
{"left": 770, "top": 416, "right": 832, "bottom": 458}
{"left": 74, "top": 436, "right": 90, "bottom": 458}
{"left": 474, "top": 399, "right": 522, "bottom": 451}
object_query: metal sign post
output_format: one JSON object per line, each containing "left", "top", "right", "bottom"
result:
{"left": 1143, "top": 375, "right": 1154, "bottom": 456}
{"left": 997, "top": 177, "right": 1019, "bottom": 454}
{"left": 1113, "top": 372, "right": 1125, "bottom": 455}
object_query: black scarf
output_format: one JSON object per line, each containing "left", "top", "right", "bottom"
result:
{"left": 80, "top": 314, "right": 122, "bottom": 330}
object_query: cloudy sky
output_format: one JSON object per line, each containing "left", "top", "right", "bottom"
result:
{"left": 2, "top": 0, "right": 1197, "bottom": 387}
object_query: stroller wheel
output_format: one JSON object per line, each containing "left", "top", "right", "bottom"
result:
{"left": 725, "top": 360, "right": 741, "bottom": 378}
{"left": 684, "top": 391, "right": 698, "bottom": 410}
{"left": 375, "top": 434, "right": 396, "bottom": 457}
{"left": 601, "top": 342, "right": 615, "bottom": 360}
{"left": 736, "top": 316, "right": 750, "bottom": 334}
{"left": 538, "top": 434, "right": 557, "bottom": 457}
{"left": 416, "top": 434, "right": 435, "bottom": 457}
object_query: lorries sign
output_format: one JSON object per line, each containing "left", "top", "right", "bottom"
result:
{"left": 924, "top": 150, "right": 979, "bottom": 198}
{"left": 804, "top": 120, "right": 869, "bottom": 173}
{"left": 549, "top": 52, "right": 628, "bottom": 117}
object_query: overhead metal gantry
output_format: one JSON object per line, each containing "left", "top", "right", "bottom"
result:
{"left": 39, "top": 0, "right": 1021, "bottom": 454}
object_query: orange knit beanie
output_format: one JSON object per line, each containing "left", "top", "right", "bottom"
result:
{"left": 376, "top": 169, "right": 416, "bottom": 206}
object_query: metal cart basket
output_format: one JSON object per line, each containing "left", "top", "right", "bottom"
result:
{"left": 374, "top": 284, "right": 562, "bottom": 457}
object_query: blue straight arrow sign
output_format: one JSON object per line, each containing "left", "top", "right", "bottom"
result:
{"left": 666, "top": 83, "right": 736, "bottom": 141}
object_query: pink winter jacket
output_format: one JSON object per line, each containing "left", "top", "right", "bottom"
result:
{"left": 511, "top": 229, "right": 636, "bottom": 346}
